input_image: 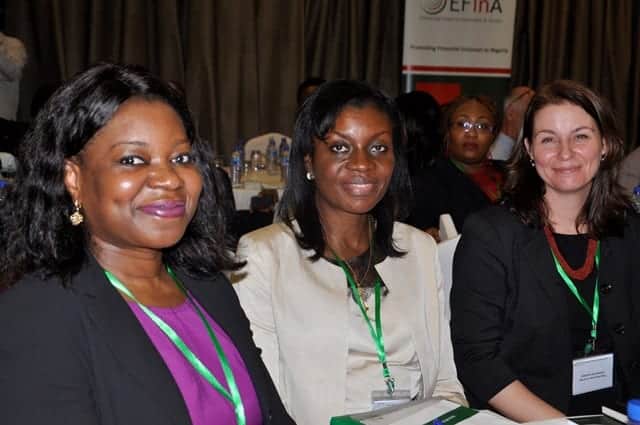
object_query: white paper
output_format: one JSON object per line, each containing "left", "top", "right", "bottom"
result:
{"left": 346, "top": 399, "right": 516, "bottom": 425}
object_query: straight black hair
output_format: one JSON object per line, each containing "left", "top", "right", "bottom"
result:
{"left": 279, "top": 79, "right": 409, "bottom": 260}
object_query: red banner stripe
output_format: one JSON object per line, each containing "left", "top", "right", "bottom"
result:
{"left": 402, "top": 65, "right": 511, "bottom": 74}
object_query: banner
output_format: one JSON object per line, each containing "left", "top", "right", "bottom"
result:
{"left": 402, "top": 0, "right": 516, "bottom": 104}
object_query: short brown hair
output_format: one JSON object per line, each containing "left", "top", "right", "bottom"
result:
{"left": 504, "top": 80, "right": 628, "bottom": 237}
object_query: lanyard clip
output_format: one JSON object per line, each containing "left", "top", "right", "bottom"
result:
{"left": 385, "top": 376, "right": 396, "bottom": 395}
{"left": 584, "top": 337, "right": 595, "bottom": 356}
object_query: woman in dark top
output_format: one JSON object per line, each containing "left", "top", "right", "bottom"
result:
{"left": 0, "top": 63, "right": 294, "bottom": 425}
{"left": 408, "top": 95, "right": 504, "bottom": 239}
{"left": 451, "top": 80, "right": 640, "bottom": 421}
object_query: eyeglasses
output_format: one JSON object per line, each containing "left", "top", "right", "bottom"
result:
{"left": 451, "top": 120, "right": 494, "bottom": 133}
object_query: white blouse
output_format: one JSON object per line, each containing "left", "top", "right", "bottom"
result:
{"left": 345, "top": 287, "right": 423, "bottom": 413}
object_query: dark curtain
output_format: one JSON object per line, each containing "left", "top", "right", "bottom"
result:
{"left": 8, "top": 1, "right": 185, "bottom": 117}
{"left": 8, "top": 1, "right": 638, "bottom": 152}
{"left": 304, "top": 0, "right": 404, "bottom": 96}
{"left": 5, "top": 0, "right": 403, "bottom": 158}
{"left": 511, "top": 0, "right": 640, "bottom": 150}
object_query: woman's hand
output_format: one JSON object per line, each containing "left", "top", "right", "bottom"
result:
{"left": 489, "top": 380, "right": 565, "bottom": 422}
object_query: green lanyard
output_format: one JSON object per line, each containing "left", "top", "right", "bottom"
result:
{"left": 549, "top": 241, "right": 601, "bottom": 356}
{"left": 334, "top": 258, "right": 396, "bottom": 395}
{"left": 103, "top": 267, "right": 246, "bottom": 425}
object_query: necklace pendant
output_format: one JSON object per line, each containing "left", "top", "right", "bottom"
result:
{"left": 359, "top": 288, "right": 369, "bottom": 311}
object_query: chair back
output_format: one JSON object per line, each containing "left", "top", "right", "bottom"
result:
{"left": 243, "top": 132, "right": 291, "bottom": 162}
{"left": 438, "top": 213, "right": 458, "bottom": 241}
{"left": 437, "top": 234, "right": 461, "bottom": 321}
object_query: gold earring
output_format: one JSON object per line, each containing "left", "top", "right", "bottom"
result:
{"left": 69, "top": 200, "right": 84, "bottom": 226}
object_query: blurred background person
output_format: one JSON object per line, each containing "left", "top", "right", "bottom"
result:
{"left": 0, "top": 31, "right": 26, "bottom": 121}
{"left": 0, "top": 32, "right": 28, "bottom": 173}
{"left": 232, "top": 80, "right": 465, "bottom": 425}
{"left": 395, "top": 90, "right": 443, "bottom": 177}
{"left": 408, "top": 95, "right": 504, "bottom": 239}
{"left": 490, "top": 86, "right": 535, "bottom": 161}
{"left": 0, "top": 63, "right": 294, "bottom": 425}
{"left": 296, "top": 76, "right": 325, "bottom": 107}
{"left": 618, "top": 145, "right": 640, "bottom": 197}
{"left": 451, "top": 80, "right": 640, "bottom": 421}
{"left": 395, "top": 90, "right": 445, "bottom": 233}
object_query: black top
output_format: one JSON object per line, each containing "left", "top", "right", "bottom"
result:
{"left": 451, "top": 206, "right": 640, "bottom": 414}
{"left": 554, "top": 234, "right": 617, "bottom": 415}
{"left": 0, "top": 255, "right": 295, "bottom": 425}
{"left": 405, "top": 158, "right": 504, "bottom": 231}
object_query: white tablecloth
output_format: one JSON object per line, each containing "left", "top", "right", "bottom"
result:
{"left": 230, "top": 171, "right": 285, "bottom": 210}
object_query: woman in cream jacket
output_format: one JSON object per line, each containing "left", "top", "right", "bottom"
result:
{"left": 232, "top": 80, "right": 465, "bottom": 425}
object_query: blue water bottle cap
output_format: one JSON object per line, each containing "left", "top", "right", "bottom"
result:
{"left": 628, "top": 398, "right": 640, "bottom": 421}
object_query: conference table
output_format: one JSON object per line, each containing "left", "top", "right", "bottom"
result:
{"left": 231, "top": 170, "right": 285, "bottom": 211}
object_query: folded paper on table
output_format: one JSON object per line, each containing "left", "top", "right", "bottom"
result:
{"left": 330, "top": 399, "right": 516, "bottom": 425}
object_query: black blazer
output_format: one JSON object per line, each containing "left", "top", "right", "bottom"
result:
{"left": 451, "top": 206, "right": 640, "bottom": 413}
{"left": 0, "top": 256, "right": 295, "bottom": 425}
{"left": 406, "top": 158, "right": 503, "bottom": 231}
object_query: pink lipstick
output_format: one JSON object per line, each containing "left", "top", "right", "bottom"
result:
{"left": 139, "top": 200, "right": 186, "bottom": 218}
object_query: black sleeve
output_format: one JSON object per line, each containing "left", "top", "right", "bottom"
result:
{"left": 450, "top": 211, "right": 517, "bottom": 405}
{"left": 0, "top": 281, "right": 99, "bottom": 425}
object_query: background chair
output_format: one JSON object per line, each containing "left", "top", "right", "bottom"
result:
{"left": 437, "top": 234, "right": 461, "bottom": 322}
{"left": 437, "top": 213, "right": 460, "bottom": 321}
{"left": 243, "top": 132, "right": 291, "bottom": 162}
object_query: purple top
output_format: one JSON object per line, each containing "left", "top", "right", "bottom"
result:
{"left": 129, "top": 299, "right": 262, "bottom": 425}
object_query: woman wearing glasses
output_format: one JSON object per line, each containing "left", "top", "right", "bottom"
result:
{"left": 407, "top": 96, "right": 504, "bottom": 240}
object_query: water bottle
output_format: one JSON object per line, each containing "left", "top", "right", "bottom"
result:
{"left": 280, "top": 139, "right": 290, "bottom": 183}
{"left": 0, "top": 179, "right": 7, "bottom": 202}
{"left": 266, "top": 137, "right": 279, "bottom": 175}
{"left": 628, "top": 399, "right": 640, "bottom": 424}
{"left": 632, "top": 185, "right": 640, "bottom": 213}
{"left": 230, "top": 147, "right": 243, "bottom": 187}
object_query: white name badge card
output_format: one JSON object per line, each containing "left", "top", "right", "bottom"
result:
{"left": 572, "top": 353, "right": 614, "bottom": 395}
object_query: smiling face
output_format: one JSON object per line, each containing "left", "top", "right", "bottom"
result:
{"left": 447, "top": 99, "right": 496, "bottom": 167}
{"left": 526, "top": 102, "right": 606, "bottom": 202}
{"left": 306, "top": 104, "right": 395, "bottom": 221}
{"left": 64, "top": 98, "right": 203, "bottom": 252}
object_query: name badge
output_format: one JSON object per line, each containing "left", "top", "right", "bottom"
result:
{"left": 572, "top": 353, "right": 614, "bottom": 395}
{"left": 371, "top": 389, "right": 411, "bottom": 410}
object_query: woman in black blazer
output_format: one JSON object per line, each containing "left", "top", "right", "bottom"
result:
{"left": 0, "top": 63, "right": 294, "bottom": 425}
{"left": 451, "top": 80, "right": 640, "bottom": 421}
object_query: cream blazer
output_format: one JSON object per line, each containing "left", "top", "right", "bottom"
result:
{"left": 231, "top": 222, "right": 466, "bottom": 425}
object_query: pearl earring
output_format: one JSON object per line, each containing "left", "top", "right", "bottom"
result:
{"left": 305, "top": 171, "right": 315, "bottom": 181}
